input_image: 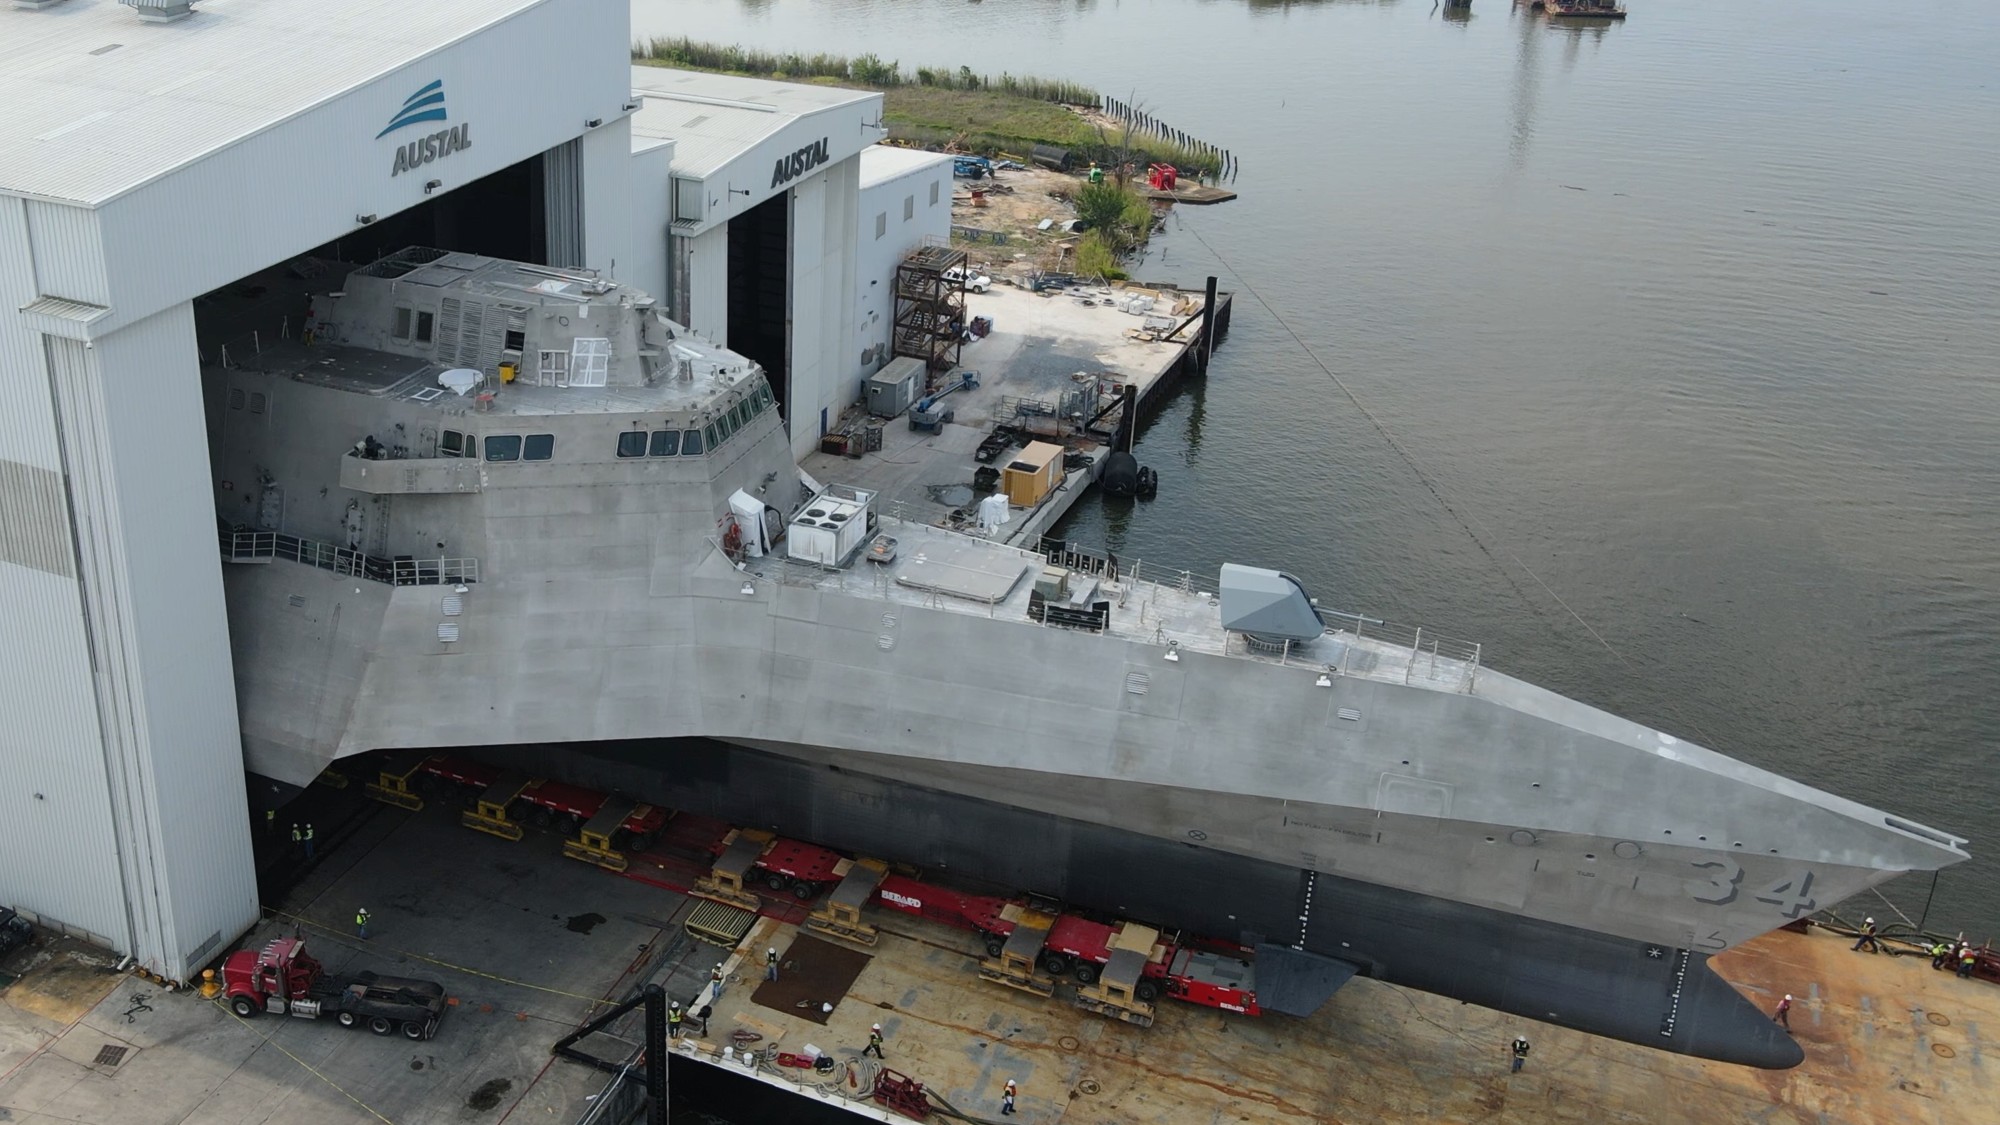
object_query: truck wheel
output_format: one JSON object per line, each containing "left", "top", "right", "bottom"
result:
{"left": 1135, "top": 980, "right": 1160, "bottom": 1004}
{"left": 368, "top": 1016, "right": 394, "bottom": 1035}
{"left": 337, "top": 1011, "right": 358, "bottom": 1028}
{"left": 403, "top": 1020, "right": 426, "bottom": 1040}
{"left": 983, "top": 935, "right": 1006, "bottom": 959}
{"left": 763, "top": 872, "right": 790, "bottom": 892}
{"left": 1039, "top": 952, "right": 1071, "bottom": 977}
{"left": 790, "top": 881, "right": 817, "bottom": 901}
{"left": 230, "top": 996, "right": 259, "bottom": 1018}
{"left": 530, "top": 806, "right": 553, "bottom": 829}
{"left": 1074, "top": 962, "right": 1100, "bottom": 985}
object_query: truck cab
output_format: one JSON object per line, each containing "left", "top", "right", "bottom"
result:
{"left": 222, "top": 936, "right": 445, "bottom": 1039}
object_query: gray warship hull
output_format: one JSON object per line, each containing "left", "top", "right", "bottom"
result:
{"left": 202, "top": 250, "right": 1963, "bottom": 1072}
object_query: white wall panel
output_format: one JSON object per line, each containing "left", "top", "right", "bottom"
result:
{"left": 0, "top": 196, "right": 61, "bottom": 470}
{"left": 91, "top": 305, "right": 258, "bottom": 974}
{"left": 686, "top": 224, "right": 730, "bottom": 343}
{"left": 93, "top": 0, "right": 629, "bottom": 336}
{"left": 22, "top": 199, "right": 107, "bottom": 307}
{"left": 627, "top": 141, "right": 675, "bottom": 302}
{"left": 0, "top": 557, "right": 125, "bottom": 948}
{"left": 853, "top": 152, "right": 950, "bottom": 405}
{"left": 579, "top": 119, "right": 632, "bottom": 279}
{"left": 789, "top": 173, "right": 828, "bottom": 460}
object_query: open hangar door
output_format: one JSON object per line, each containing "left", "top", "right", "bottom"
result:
{"left": 727, "top": 192, "right": 792, "bottom": 419}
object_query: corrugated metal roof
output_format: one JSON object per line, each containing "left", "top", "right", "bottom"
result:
{"left": 859, "top": 145, "right": 951, "bottom": 188}
{"left": 628, "top": 65, "right": 879, "bottom": 181}
{"left": 0, "top": 0, "right": 545, "bottom": 206}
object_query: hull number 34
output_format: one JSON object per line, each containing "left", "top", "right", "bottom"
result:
{"left": 1684, "top": 859, "right": 1817, "bottom": 918}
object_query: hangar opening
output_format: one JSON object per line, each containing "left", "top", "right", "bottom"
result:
{"left": 727, "top": 192, "right": 793, "bottom": 417}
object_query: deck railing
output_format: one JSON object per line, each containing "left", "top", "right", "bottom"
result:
{"left": 220, "top": 529, "right": 480, "bottom": 586}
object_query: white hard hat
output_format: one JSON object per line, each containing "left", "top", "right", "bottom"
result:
{"left": 1784, "top": 994, "right": 1792, "bottom": 1001}
{"left": 872, "top": 1023, "right": 882, "bottom": 1031}
{"left": 1865, "top": 917, "right": 1875, "bottom": 924}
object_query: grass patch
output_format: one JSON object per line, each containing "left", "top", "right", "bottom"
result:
{"left": 632, "top": 38, "right": 1225, "bottom": 177}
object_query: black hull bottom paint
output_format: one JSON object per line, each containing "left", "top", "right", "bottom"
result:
{"left": 366, "top": 737, "right": 1802, "bottom": 1070}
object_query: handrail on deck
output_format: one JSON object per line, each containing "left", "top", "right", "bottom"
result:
{"left": 220, "top": 529, "right": 479, "bottom": 587}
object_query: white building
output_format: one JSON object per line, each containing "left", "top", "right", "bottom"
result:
{"left": 855, "top": 146, "right": 956, "bottom": 388}
{"left": 629, "top": 68, "right": 886, "bottom": 460}
{"left": 0, "top": 0, "right": 897, "bottom": 982}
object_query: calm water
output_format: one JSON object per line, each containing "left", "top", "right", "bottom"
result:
{"left": 633, "top": 0, "right": 2000, "bottom": 934}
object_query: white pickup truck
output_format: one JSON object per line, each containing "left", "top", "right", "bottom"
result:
{"left": 942, "top": 265, "right": 991, "bottom": 293}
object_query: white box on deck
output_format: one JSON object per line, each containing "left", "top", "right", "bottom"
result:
{"left": 787, "top": 485, "right": 876, "bottom": 566}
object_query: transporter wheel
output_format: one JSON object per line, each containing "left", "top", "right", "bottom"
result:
{"left": 628, "top": 833, "right": 656, "bottom": 853}
{"left": 230, "top": 996, "right": 259, "bottom": 1018}
{"left": 529, "top": 806, "right": 554, "bottom": 829}
{"left": 983, "top": 934, "right": 1006, "bottom": 959}
{"left": 415, "top": 773, "right": 441, "bottom": 797}
{"left": 562, "top": 813, "right": 584, "bottom": 837}
{"left": 403, "top": 1020, "right": 426, "bottom": 1040}
{"left": 1039, "top": 952, "right": 1071, "bottom": 977}
{"left": 1134, "top": 980, "right": 1160, "bottom": 1004}
{"left": 368, "top": 1015, "right": 394, "bottom": 1036}
{"left": 764, "top": 872, "right": 791, "bottom": 893}
{"left": 1073, "top": 962, "right": 1099, "bottom": 985}
{"left": 337, "top": 1011, "right": 358, "bottom": 1028}
{"left": 790, "top": 881, "right": 817, "bottom": 901}
{"left": 611, "top": 829, "right": 630, "bottom": 850}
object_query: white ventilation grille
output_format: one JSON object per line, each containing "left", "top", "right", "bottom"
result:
{"left": 437, "top": 623, "right": 460, "bottom": 643}
{"left": 877, "top": 634, "right": 895, "bottom": 650}
{"left": 441, "top": 594, "right": 463, "bottom": 616}
{"left": 1336, "top": 707, "right": 1362, "bottom": 722}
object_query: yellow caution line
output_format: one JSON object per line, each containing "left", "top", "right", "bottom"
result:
{"left": 205, "top": 993, "right": 397, "bottom": 1125}
{"left": 266, "top": 909, "right": 606, "bottom": 1003}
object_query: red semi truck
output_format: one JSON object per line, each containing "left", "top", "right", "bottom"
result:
{"left": 222, "top": 936, "right": 447, "bottom": 1039}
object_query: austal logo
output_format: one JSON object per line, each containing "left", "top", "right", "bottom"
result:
{"left": 770, "top": 137, "right": 830, "bottom": 189}
{"left": 380, "top": 80, "right": 472, "bottom": 177}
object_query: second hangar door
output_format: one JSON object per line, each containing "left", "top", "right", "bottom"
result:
{"left": 727, "top": 192, "right": 791, "bottom": 419}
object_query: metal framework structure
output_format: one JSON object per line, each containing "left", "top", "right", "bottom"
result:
{"left": 891, "top": 242, "right": 969, "bottom": 377}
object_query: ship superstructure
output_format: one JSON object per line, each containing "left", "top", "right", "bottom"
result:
{"left": 203, "top": 249, "right": 1965, "bottom": 1070}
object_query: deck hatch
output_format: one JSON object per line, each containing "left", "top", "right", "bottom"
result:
{"left": 1125, "top": 672, "right": 1150, "bottom": 695}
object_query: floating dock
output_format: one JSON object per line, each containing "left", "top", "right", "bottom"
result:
{"left": 801, "top": 278, "right": 1231, "bottom": 547}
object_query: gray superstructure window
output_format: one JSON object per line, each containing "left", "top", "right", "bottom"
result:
{"left": 875, "top": 213, "right": 886, "bottom": 240}
{"left": 904, "top": 194, "right": 914, "bottom": 221}
{"left": 930, "top": 180, "right": 940, "bottom": 206}
{"left": 649, "top": 430, "right": 680, "bottom": 457}
{"left": 523, "top": 434, "right": 555, "bottom": 461}
{"left": 394, "top": 306, "right": 413, "bottom": 340}
{"left": 504, "top": 329, "right": 525, "bottom": 353}
{"left": 416, "top": 310, "right": 435, "bottom": 344}
{"left": 485, "top": 435, "right": 522, "bottom": 461}
{"left": 702, "top": 423, "right": 719, "bottom": 451}
{"left": 440, "top": 430, "right": 463, "bottom": 456}
{"left": 616, "top": 432, "right": 647, "bottom": 458}
{"left": 681, "top": 428, "right": 704, "bottom": 456}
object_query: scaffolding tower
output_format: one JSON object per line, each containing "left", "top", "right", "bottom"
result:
{"left": 893, "top": 241, "right": 969, "bottom": 379}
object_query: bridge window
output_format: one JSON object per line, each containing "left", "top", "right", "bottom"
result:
{"left": 484, "top": 435, "right": 522, "bottom": 462}
{"left": 703, "top": 423, "right": 719, "bottom": 452}
{"left": 615, "top": 431, "right": 647, "bottom": 458}
{"left": 415, "top": 310, "right": 435, "bottom": 345}
{"left": 681, "top": 428, "right": 704, "bottom": 456}
{"left": 522, "top": 434, "right": 555, "bottom": 461}
{"left": 440, "top": 429, "right": 464, "bottom": 456}
{"left": 649, "top": 429, "right": 680, "bottom": 457}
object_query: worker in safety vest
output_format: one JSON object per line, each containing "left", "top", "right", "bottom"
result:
{"left": 710, "top": 963, "right": 726, "bottom": 1004}
{"left": 1960, "top": 946, "right": 1979, "bottom": 979}
{"left": 302, "top": 823, "right": 316, "bottom": 860}
{"left": 1510, "top": 1035, "right": 1530, "bottom": 1073}
{"left": 355, "top": 908, "right": 370, "bottom": 940}
{"left": 290, "top": 823, "right": 301, "bottom": 850}
{"left": 667, "top": 1001, "right": 684, "bottom": 1038}
{"left": 1851, "top": 917, "right": 1881, "bottom": 953}
{"left": 1001, "top": 1078, "right": 1017, "bottom": 1115}
{"left": 265, "top": 809, "right": 276, "bottom": 835}
{"left": 766, "top": 947, "right": 780, "bottom": 982}
{"left": 864, "top": 1023, "right": 885, "bottom": 1059}
{"left": 1933, "top": 941, "right": 1954, "bottom": 970}
{"left": 1772, "top": 994, "right": 1792, "bottom": 1031}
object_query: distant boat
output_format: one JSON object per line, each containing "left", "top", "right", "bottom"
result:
{"left": 1538, "top": 0, "right": 1629, "bottom": 18}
